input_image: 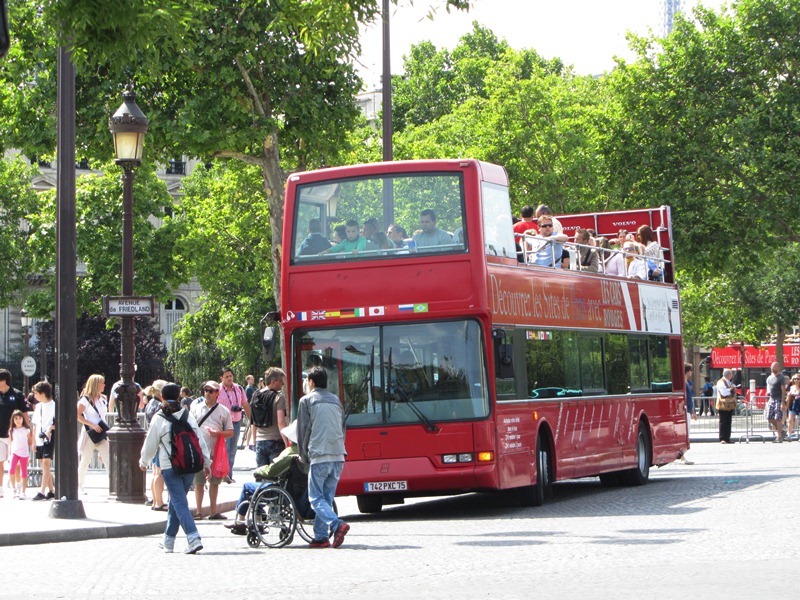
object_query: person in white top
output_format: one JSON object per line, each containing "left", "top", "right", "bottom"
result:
{"left": 31, "top": 380, "right": 56, "bottom": 500}
{"left": 76, "top": 374, "right": 110, "bottom": 494}
{"left": 716, "top": 369, "right": 737, "bottom": 444}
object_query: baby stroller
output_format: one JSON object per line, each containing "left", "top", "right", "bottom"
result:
{"left": 242, "top": 456, "right": 337, "bottom": 549}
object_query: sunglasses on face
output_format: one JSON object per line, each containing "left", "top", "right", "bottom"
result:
{"left": 540, "top": 223, "right": 553, "bottom": 228}
{"left": 204, "top": 388, "right": 218, "bottom": 393}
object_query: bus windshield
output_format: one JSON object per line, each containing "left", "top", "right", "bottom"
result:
{"left": 291, "top": 172, "right": 467, "bottom": 263}
{"left": 294, "top": 320, "right": 489, "bottom": 427}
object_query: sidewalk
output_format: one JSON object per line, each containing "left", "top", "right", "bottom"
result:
{"left": 0, "top": 447, "right": 257, "bottom": 547}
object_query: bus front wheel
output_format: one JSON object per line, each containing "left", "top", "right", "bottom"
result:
{"left": 515, "top": 436, "right": 553, "bottom": 507}
{"left": 357, "top": 494, "right": 384, "bottom": 514}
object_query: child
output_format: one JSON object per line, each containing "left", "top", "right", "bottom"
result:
{"left": 31, "top": 381, "right": 56, "bottom": 500}
{"left": 8, "top": 409, "right": 33, "bottom": 499}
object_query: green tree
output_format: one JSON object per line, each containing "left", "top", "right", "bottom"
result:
{"left": 0, "top": 158, "right": 39, "bottom": 307}
{"left": 605, "top": 0, "right": 800, "bottom": 348}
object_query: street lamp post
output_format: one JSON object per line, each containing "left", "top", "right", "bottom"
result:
{"left": 107, "top": 86, "right": 148, "bottom": 503}
{"left": 20, "top": 310, "right": 31, "bottom": 395}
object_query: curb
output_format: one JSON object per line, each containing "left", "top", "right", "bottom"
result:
{"left": 0, "top": 499, "right": 238, "bottom": 547}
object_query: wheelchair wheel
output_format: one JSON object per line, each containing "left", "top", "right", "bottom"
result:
{"left": 296, "top": 500, "right": 338, "bottom": 544}
{"left": 249, "top": 484, "right": 296, "bottom": 548}
{"left": 246, "top": 531, "right": 261, "bottom": 548}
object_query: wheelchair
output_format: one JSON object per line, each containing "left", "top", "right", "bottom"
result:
{"left": 243, "top": 456, "right": 336, "bottom": 549}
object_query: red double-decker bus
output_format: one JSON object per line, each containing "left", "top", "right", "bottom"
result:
{"left": 277, "top": 159, "right": 687, "bottom": 513}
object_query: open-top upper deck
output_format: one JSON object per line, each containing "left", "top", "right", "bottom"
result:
{"left": 281, "top": 159, "right": 679, "bottom": 336}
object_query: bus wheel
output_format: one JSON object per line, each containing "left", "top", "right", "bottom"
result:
{"left": 620, "top": 424, "right": 651, "bottom": 486}
{"left": 357, "top": 495, "right": 384, "bottom": 514}
{"left": 531, "top": 436, "right": 553, "bottom": 506}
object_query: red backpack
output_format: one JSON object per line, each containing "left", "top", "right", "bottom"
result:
{"left": 159, "top": 411, "right": 204, "bottom": 475}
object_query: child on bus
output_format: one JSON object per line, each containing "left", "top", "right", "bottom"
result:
{"left": 8, "top": 409, "right": 33, "bottom": 499}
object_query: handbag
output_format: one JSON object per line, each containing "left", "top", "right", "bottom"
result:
{"left": 211, "top": 435, "right": 229, "bottom": 479}
{"left": 716, "top": 395, "right": 737, "bottom": 412}
{"left": 85, "top": 419, "right": 110, "bottom": 443}
{"left": 84, "top": 397, "right": 110, "bottom": 443}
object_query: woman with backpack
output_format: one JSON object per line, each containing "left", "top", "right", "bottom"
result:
{"left": 140, "top": 383, "right": 211, "bottom": 554}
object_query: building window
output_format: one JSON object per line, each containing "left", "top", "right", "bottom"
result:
{"left": 163, "top": 298, "right": 188, "bottom": 348}
{"left": 166, "top": 159, "right": 186, "bottom": 175}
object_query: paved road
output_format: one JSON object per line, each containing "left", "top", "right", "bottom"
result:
{"left": 3, "top": 441, "right": 798, "bottom": 599}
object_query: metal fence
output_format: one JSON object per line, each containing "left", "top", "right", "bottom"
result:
{"left": 24, "top": 411, "right": 148, "bottom": 487}
{"left": 690, "top": 395, "right": 788, "bottom": 442}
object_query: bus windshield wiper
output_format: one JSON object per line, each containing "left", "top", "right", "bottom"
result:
{"left": 389, "top": 349, "right": 439, "bottom": 433}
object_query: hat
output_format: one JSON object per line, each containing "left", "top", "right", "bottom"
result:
{"left": 161, "top": 383, "right": 181, "bottom": 403}
{"left": 203, "top": 380, "right": 220, "bottom": 391}
{"left": 280, "top": 420, "right": 298, "bottom": 444}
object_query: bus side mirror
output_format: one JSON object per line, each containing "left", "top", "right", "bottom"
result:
{"left": 262, "top": 326, "right": 275, "bottom": 363}
{"left": 492, "top": 329, "right": 514, "bottom": 379}
{"left": 1, "top": 0, "right": 10, "bottom": 59}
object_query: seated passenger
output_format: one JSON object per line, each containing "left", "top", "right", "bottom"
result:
{"left": 225, "top": 420, "right": 302, "bottom": 534}
{"left": 320, "top": 219, "right": 366, "bottom": 254}
{"left": 363, "top": 217, "right": 393, "bottom": 250}
{"left": 412, "top": 209, "right": 452, "bottom": 248}
{"left": 625, "top": 242, "right": 648, "bottom": 279}
{"left": 530, "top": 216, "right": 568, "bottom": 267}
{"left": 597, "top": 236, "right": 626, "bottom": 276}
{"left": 574, "top": 228, "right": 599, "bottom": 272}
{"left": 386, "top": 224, "right": 408, "bottom": 248}
{"left": 332, "top": 224, "right": 347, "bottom": 244}
{"left": 372, "top": 231, "right": 393, "bottom": 250}
{"left": 298, "top": 218, "right": 331, "bottom": 255}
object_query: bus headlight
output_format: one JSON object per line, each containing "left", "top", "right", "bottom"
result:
{"left": 443, "top": 453, "right": 474, "bottom": 463}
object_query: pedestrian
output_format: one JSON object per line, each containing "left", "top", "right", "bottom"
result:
{"left": 297, "top": 366, "right": 349, "bottom": 548}
{"left": 180, "top": 387, "right": 194, "bottom": 410}
{"left": 679, "top": 364, "right": 696, "bottom": 464}
{"left": 8, "top": 410, "right": 32, "bottom": 499}
{"left": 764, "top": 361, "right": 787, "bottom": 442}
{"left": 0, "top": 368, "right": 27, "bottom": 498}
{"left": 190, "top": 381, "right": 233, "bottom": 519}
{"left": 144, "top": 380, "right": 168, "bottom": 510}
{"left": 217, "top": 367, "right": 250, "bottom": 483}
{"left": 701, "top": 376, "right": 716, "bottom": 416}
{"left": 250, "top": 367, "right": 289, "bottom": 467}
{"left": 242, "top": 374, "right": 257, "bottom": 451}
{"left": 716, "top": 368, "right": 737, "bottom": 444}
{"left": 76, "top": 374, "right": 110, "bottom": 494}
{"left": 140, "top": 383, "right": 211, "bottom": 554}
{"left": 31, "top": 380, "right": 56, "bottom": 500}
{"left": 786, "top": 374, "right": 800, "bottom": 439}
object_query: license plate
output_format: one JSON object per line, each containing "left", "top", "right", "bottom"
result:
{"left": 364, "top": 480, "right": 408, "bottom": 493}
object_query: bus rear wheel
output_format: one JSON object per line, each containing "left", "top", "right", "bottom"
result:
{"left": 357, "top": 494, "right": 384, "bottom": 514}
{"left": 620, "top": 424, "right": 651, "bottom": 486}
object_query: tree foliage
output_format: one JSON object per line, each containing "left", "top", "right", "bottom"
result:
{"left": 0, "top": 158, "right": 39, "bottom": 308}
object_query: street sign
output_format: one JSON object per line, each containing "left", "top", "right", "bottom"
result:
{"left": 21, "top": 356, "right": 37, "bottom": 377}
{"left": 104, "top": 296, "right": 155, "bottom": 317}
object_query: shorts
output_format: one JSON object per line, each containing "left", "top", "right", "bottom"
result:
{"left": 9, "top": 454, "right": 29, "bottom": 478}
{"left": 194, "top": 470, "right": 222, "bottom": 487}
{"left": 35, "top": 442, "right": 54, "bottom": 460}
{"left": 0, "top": 438, "right": 8, "bottom": 461}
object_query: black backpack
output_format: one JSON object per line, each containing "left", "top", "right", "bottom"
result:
{"left": 249, "top": 388, "right": 277, "bottom": 428}
{"left": 159, "top": 411, "right": 204, "bottom": 475}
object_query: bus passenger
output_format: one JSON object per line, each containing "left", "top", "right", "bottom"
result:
{"left": 574, "top": 228, "right": 599, "bottom": 272}
{"left": 597, "top": 236, "right": 625, "bottom": 276}
{"left": 386, "top": 224, "right": 408, "bottom": 248}
{"left": 626, "top": 242, "right": 648, "bottom": 279}
{"left": 298, "top": 219, "right": 331, "bottom": 255}
{"left": 413, "top": 209, "right": 452, "bottom": 248}
{"left": 320, "top": 220, "right": 366, "bottom": 254}
{"left": 363, "top": 218, "right": 393, "bottom": 250}
{"left": 332, "top": 224, "right": 347, "bottom": 244}
{"left": 535, "top": 205, "right": 563, "bottom": 233}
{"left": 530, "top": 215, "right": 568, "bottom": 268}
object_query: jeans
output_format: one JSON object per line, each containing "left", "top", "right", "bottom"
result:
{"left": 236, "top": 482, "right": 260, "bottom": 517}
{"left": 162, "top": 468, "right": 200, "bottom": 545}
{"left": 255, "top": 439, "right": 285, "bottom": 468}
{"left": 308, "top": 461, "right": 344, "bottom": 541}
{"left": 226, "top": 420, "right": 242, "bottom": 477}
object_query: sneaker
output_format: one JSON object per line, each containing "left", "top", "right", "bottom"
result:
{"left": 46, "top": 491, "right": 55, "bottom": 500}
{"left": 157, "top": 542, "right": 174, "bottom": 554}
{"left": 185, "top": 538, "right": 204, "bottom": 554}
{"left": 332, "top": 522, "right": 350, "bottom": 548}
{"left": 32, "top": 492, "right": 47, "bottom": 501}
{"left": 308, "top": 538, "right": 331, "bottom": 548}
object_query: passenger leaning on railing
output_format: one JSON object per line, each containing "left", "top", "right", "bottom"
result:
{"left": 574, "top": 229, "right": 599, "bottom": 272}
{"left": 529, "top": 216, "right": 568, "bottom": 268}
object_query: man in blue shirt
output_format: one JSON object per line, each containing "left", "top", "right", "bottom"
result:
{"left": 413, "top": 209, "right": 452, "bottom": 248}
